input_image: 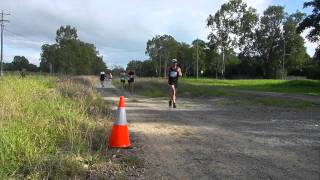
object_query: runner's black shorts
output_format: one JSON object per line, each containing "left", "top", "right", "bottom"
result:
{"left": 128, "top": 78, "right": 134, "bottom": 83}
{"left": 121, "top": 79, "right": 125, "bottom": 83}
{"left": 168, "top": 81, "right": 178, "bottom": 88}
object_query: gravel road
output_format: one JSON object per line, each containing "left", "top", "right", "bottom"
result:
{"left": 99, "top": 81, "right": 320, "bottom": 180}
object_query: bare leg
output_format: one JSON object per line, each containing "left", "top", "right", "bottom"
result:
{"left": 172, "top": 86, "right": 176, "bottom": 103}
{"left": 169, "top": 85, "right": 175, "bottom": 101}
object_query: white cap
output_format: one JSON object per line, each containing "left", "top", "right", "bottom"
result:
{"left": 100, "top": 72, "right": 105, "bottom": 74}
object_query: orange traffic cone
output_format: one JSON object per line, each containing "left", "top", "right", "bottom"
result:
{"left": 108, "top": 96, "right": 131, "bottom": 148}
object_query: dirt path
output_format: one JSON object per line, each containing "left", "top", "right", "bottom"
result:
{"left": 99, "top": 81, "right": 320, "bottom": 180}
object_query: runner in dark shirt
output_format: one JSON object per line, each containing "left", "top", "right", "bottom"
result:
{"left": 100, "top": 72, "right": 106, "bottom": 87}
{"left": 168, "top": 59, "right": 182, "bottom": 108}
{"left": 127, "top": 70, "right": 135, "bottom": 94}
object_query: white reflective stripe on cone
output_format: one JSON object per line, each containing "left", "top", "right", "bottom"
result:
{"left": 114, "top": 107, "right": 127, "bottom": 125}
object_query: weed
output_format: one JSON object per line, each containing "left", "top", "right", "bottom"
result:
{"left": 0, "top": 75, "right": 112, "bottom": 178}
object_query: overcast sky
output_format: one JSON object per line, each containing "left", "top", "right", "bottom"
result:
{"left": 1, "top": 0, "right": 317, "bottom": 68}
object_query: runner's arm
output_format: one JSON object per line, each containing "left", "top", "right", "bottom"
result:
{"left": 178, "top": 68, "right": 182, "bottom": 77}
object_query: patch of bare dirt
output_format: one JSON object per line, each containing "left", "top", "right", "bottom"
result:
{"left": 99, "top": 81, "right": 320, "bottom": 179}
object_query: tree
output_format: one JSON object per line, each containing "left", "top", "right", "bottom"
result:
{"left": 253, "top": 6, "right": 309, "bottom": 78}
{"left": 254, "top": 6, "right": 286, "bottom": 78}
{"left": 40, "top": 25, "right": 107, "bottom": 75}
{"left": 56, "top": 25, "right": 78, "bottom": 44}
{"left": 297, "top": 0, "right": 320, "bottom": 61}
{"left": 146, "top": 35, "right": 163, "bottom": 77}
{"left": 146, "top": 35, "right": 178, "bottom": 77}
{"left": 27, "top": 64, "right": 38, "bottom": 72}
{"left": 40, "top": 44, "right": 59, "bottom": 73}
{"left": 204, "top": 42, "right": 220, "bottom": 77}
{"left": 111, "top": 65, "right": 125, "bottom": 76}
{"left": 284, "top": 12, "right": 309, "bottom": 74}
{"left": 3, "top": 62, "right": 15, "bottom": 71}
{"left": 127, "top": 60, "right": 157, "bottom": 77}
{"left": 176, "top": 42, "right": 193, "bottom": 76}
{"left": 3, "top": 56, "right": 39, "bottom": 72}
{"left": 207, "top": 0, "right": 258, "bottom": 78}
{"left": 12, "top": 56, "right": 29, "bottom": 70}
{"left": 191, "top": 39, "right": 207, "bottom": 77}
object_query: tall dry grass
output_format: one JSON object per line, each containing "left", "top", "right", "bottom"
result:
{"left": 0, "top": 75, "right": 112, "bottom": 179}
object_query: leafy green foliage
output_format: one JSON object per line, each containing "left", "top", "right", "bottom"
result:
{"left": 297, "top": 0, "right": 320, "bottom": 42}
{"left": 127, "top": 60, "right": 157, "bottom": 77}
{"left": 136, "top": 0, "right": 314, "bottom": 79}
{"left": 255, "top": 6, "right": 286, "bottom": 78}
{"left": 146, "top": 35, "right": 179, "bottom": 77}
{"left": 40, "top": 25, "right": 106, "bottom": 75}
{"left": 284, "top": 12, "right": 309, "bottom": 73}
{"left": 207, "top": 0, "right": 258, "bottom": 77}
{"left": 4, "top": 56, "right": 38, "bottom": 72}
{"left": 297, "top": 0, "right": 320, "bottom": 62}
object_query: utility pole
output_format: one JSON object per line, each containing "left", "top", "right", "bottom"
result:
{"left": 159, "top": 55, "right": 161, "bottom": 77}
{"left": 0, "top": 10, "right": 10, "bottom": 77}
{"left": 222, "top": 47, "right": 225, "bottom": 79}
{"left": 196, "top": 39, "right": 199, "bottom": 79}
{"left": 164, "top": 52, "right": 168, "bottom": 78}
{"left": 282, "top": 36, "right": 285, "bottom": 80}
{"left": 159, "top": 46, "right": 162, "bottom": 77}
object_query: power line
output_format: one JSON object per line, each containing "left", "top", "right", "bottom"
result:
{"left": 0, "top": 10, "right": 10, "bottom": 76}
{"left": 4, "top": 29, "right": 41, "bottom": 45}
{"left": 4, "top": 29, "right": 29, "bottom": 40}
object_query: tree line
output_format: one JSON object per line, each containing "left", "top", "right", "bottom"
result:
{"left": 4, "top": 56, "right": 38, "bottom": 72}
{"left": 4, "top": 26, "right": 107, "bottom": 75}
{"left": 127, "top": 0, "right": 319, "bottom": 79}
{"left": 39, "top": 25, "right": 107, "bottom": 75}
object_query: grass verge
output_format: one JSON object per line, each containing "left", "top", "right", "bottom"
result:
{"left": 112, "top": 78, "right": 236, "bottom": 98}
{"left": 113, "top": 77, "right": 320, "bottom": 108}
{"left": 0, "top": 75, "right": 112, "bottom": 179}
{"left": 181, "top": 78, "right": 320, "bottom": 96}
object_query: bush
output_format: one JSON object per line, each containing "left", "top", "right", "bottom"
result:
{"left": 304, "top": 65, "right": 320, "bottom": 79}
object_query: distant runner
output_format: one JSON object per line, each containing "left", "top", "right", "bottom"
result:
{"left": 168, "top": 59, "right": 182, "bottom": 108}
{"left": 127, "top": 69, "right": 135, "bottom": 94}
{"left": 100, "top": 71, "right": 106, "bottom": 87}
{"left": 108, "top": 72, "right": 113, "bottom": 81}
{"left": 120, "top": 71, "right": 126, "bottom": 89}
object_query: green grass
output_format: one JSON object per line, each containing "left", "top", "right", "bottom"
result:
{"left": 0, "top": 75, "right": 110, "bottom": 179}
{"left": 113, "top": 78, "right": 236, "bottom": 98}
{"left": 113, "top": 77, "right": 320, "bottom": 108}
{"left": 114, "top": 77, "right": 320, "bottom": 97}
{"left": 182, "top": 78, "right": 320, "bottom": 96}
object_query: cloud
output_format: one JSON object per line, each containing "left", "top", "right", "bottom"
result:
{"left": 2, "top": 0, "right": 315, "bottom": 68}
